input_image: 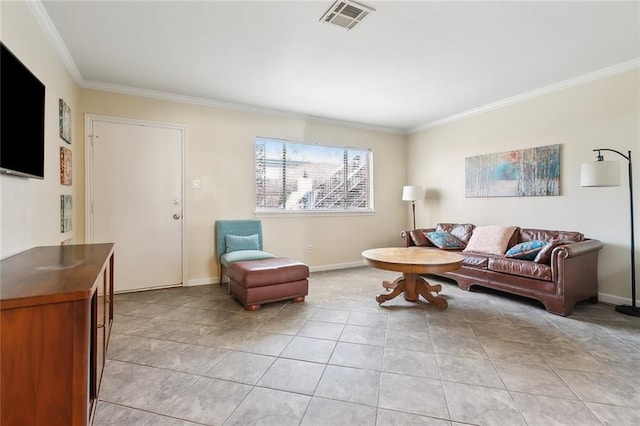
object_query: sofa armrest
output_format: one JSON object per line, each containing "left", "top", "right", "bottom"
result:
{"left": 401, "top": 231, "right": 414, "bottom": 247}
{"left": 552, "top": 239, "right": 603, "bottom": 260}
{"left": 551, "top": 239, "right": 603, "bottom": 304}
{"left": 401, "top": 228, "right": 436, "bottom": 247}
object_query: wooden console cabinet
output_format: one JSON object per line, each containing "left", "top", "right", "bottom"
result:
{"left": 1, "top": 243, "right": 114, "bottom": 425}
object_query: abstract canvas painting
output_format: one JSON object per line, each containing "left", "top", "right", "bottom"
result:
{"left": 60, "top": 146, "right": 72, "bottom": 185}
{"left": 60, "top": 195, "right": 73, "bottom": 232}
{"left": 59, "top": 98, "right": 71, "bottom": 143}
{"left": 465, "top": 144, "right": 560, "bottom": 197}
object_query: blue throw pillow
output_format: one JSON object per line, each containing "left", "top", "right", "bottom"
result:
{"left": 424, "top": 231, "right": 466, "bottom": 250}
{"left": 225, "top": 234, "right": 260, "bottom": 252}
{"left": 505, "top": 240, "right": 546, "bottom": 260}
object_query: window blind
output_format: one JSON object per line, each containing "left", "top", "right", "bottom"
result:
{"left": 255, "top": 138, "right": 373, "bottom": 212}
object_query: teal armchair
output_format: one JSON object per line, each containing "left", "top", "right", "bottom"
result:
{"left": 215, "top": 220, "right": 275, "bottom": 284}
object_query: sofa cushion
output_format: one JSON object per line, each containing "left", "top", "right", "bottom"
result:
{"left": 227, "top": 257, "right": 309, "bottom": 288}
{"left": 436, "top": 223, "right": 475, "bottom": 244}
{"left": 461, "top": 253, "right": 489, "bottom": 269}
{"left": 409, "top": 229, "right": 431, "bottom": 247}
{"left": 505, "top": 240, "right": 546, "bottom": 260}
{"left": 519, "top": 228, "right": 584, "bottom": 243}
{"left": 463, "top": 225, "right": 517, "bottom": 255}
{"left": 534, "top": 239, "right": 572, "bottom": 264}
{"left": 488, "top": 257, "right": 552, "bottom": 281}
{"left": 424, "top": 231, "right": 466, "bottom": 250}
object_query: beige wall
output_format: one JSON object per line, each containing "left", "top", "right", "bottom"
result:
{"left": 1, "top": 1, "right": 81, "bottom": 258}
{"left": 80, "top": 90, "right": 407, "bottom": 283}
{"left": 406, "top": 69, "right": 640, "bottom": 303}
{"left": 4, "top": 0, "right": 638, "bottom": 304}
{"left": 0, "top": 0, "right": 406, "bottom": 284}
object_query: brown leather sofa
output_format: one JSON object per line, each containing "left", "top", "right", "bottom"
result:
{"left": 402, "top": 223, "right": 603, "bottom": 316}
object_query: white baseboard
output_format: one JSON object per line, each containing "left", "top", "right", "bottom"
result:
{"left": 185, "top": 261, "right": 365, "bottom": 286}
{"left": 186, "top": 277, "right": 219, "bottom": 286}
{"left": 597, "top": 292, "right": 639, "bottom": 306}
{"left": 309, "top": 261, "right": 365, "bottom": 272}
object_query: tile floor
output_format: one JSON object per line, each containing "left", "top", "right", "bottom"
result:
{"left": 95, "top": 267, "right": 640, "bottom": 425}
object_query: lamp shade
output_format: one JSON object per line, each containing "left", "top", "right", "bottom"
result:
{"left": 402, "top": 185, "right": 423, "bottom": 201}
{"left": 580, "top": 161, "right": 621, "bottom": 187}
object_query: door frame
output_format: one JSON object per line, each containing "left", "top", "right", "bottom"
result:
{"left": 84, "top": 114, "right": 188, "bottom": 289}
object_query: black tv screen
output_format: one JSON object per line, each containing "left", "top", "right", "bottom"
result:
{"left": 1, "top": 42, "right": 46, "bottom": 179}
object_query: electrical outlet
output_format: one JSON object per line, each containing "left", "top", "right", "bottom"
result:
{"left": 307, "top": 244, "right": 313, "bottom": 253}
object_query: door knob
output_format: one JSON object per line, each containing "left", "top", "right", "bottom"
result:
{"left": 173, "top": 213, "right": 181, "bottom": 220}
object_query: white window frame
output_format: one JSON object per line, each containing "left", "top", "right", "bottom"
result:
{"left": 255, "top": 137, "right": 374, "bottom": 215}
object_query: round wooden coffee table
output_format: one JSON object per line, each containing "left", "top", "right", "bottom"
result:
{"left": 362, "top": 247, "right": 463, "bottom": 309}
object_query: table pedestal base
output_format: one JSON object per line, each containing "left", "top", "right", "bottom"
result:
{"left": 376, "top": 273, "right": 448, "bottom": 310}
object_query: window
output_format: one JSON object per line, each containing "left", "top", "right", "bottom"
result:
{"left": 255, "top": 137, "right": 373, "bottom": 213}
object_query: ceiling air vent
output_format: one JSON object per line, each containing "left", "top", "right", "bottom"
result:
{"left": 320, "top": 0, "right": 375, "bottom": 31}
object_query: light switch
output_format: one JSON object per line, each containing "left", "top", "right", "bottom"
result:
{"left": 191, "top": 179, "right": 201, "bottom": 189}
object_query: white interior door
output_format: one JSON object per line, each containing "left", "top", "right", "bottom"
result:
{"left": 88, "top": 117, "right": 183, "bottom": 292}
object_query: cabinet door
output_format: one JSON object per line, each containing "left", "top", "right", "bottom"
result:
{"left": 92, "top": 254, "right": 113, "bottom": 403}
{"left": 1, "top": 302, "right": 88, "bottom": 425}
{"left": 105, "top": 255, "right": 113, "bottom": 344}
{"left": 93, "top": 286, "right": 105, "bottom": 400}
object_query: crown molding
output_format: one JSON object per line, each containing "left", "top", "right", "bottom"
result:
{"left": 31, "top": 0, "right": 638, "bottom": 137}
{"left": 30, "top": 1, "right": 402, "bottom": 135}
{"left": 26, "top": 0, "right": 84, "bottom": 85}
{"left": 80, "top": 79, "right": 405, "bottom": 135}
{"left": 408, "top": 58, "right": 640, "bottom": 134}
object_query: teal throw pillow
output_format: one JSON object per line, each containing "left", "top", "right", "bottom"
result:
{"left": 424, "top": 231, "right": 465, "bottom": 250}
{"left": 225, "top": 234, "right": 260, "bottom": 253}
{"left": 505, "top": 240, "right": 546, "bottom": 260}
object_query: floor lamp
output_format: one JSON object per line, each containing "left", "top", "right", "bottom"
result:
{"left": 402, "top": 185, "right": 423, "bottom": 230}
{"left": 581, "top": 149, "right": 638, "bottom": 317}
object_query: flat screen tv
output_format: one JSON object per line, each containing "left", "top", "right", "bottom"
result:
{"left": 1, "top": 42, "right": 46, "bottom": 179}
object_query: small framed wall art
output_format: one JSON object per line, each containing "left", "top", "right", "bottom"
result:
{"left": 60, "top": 146, "right": 72, "bottom": 185}
{"left": 60, "top": 194, "right": 73, "bottom": 232}
{"left": 59, "top": 98, "right": 71, "bottom": 143}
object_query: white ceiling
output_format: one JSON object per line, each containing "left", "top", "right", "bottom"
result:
{"left": 39, "top": 1, "right": 640, "bottom": 132}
